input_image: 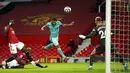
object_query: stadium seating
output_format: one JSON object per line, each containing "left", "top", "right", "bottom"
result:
{"left": 75, "top": 45, "right": 97, "bottom": 57}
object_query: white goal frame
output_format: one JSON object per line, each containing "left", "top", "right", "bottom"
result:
{"left": 105, "top": 0, "right": 111, "bottom": 73}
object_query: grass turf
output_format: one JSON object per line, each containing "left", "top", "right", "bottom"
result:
{"left": 0, "top": 62, "right": 129, "bottom": 73}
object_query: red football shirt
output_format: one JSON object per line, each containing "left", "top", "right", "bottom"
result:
{"left": 16, "top": 53, "right": 30, "bottom": 67}
{"left": 4, "top": 26, "right": 19, "bottom": 44}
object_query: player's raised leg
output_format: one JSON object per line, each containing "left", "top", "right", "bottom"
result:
{"left": 43, "top": 43, "right": 54, "bottom": 50}
{"left": 52, "top": 37, "right": 69, "bottom": 62}
{"left": 57, "top": 45, "right": 69, "bottom": 62}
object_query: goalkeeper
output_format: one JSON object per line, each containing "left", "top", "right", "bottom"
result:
{"left": 79, "top": 16, "right": 128, "bottom": 70}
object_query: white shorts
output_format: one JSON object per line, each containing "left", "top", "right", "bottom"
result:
{"left": 7, "top": 60, "right": 20, "bottom": 68}
{"left": 9, "top": 42, "right": 24, "bottom": 54}
{"left": 50, "top": 37, "right": 59, "bottom": 46}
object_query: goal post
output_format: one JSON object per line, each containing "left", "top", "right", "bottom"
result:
{"left": 105, "top": 0, "right": 111, "bottom": 73}
{"left": 106, "top": 0, "right": 130, "bottom": 73}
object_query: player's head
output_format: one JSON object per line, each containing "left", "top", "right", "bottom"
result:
{"left": 8, "top": 20, "right": 14, "bottom": 26}
{"left": 95, "top": 16, "right": 103, "bottom": 26}
{"left": 26, "top": 47, "right": 31, "bottom": 54}
{"left": 51, "top": 17, "right": 57, "bottom": 25}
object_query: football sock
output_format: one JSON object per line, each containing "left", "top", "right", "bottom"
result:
{"left": 45, "top": 43, "right": 53, "bottom": 49}
{"left": 6, "top": 55, "right": 17, "bottom": 62}
{"left": 57, "top": 48, "right": 66, "bottom": 58}
{"left": 0, "top": 64, "right": 2, "bottom": 68}
{"left": 36, "top": 63, "right": 43, "bottom": 68}
{"left": 25, "top": 52, "right": 33, "bottom": 61}
{"left": 90, "top": 55, "right": 96, "bottom": 66}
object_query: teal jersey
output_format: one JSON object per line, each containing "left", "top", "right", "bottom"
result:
{"left": 46, "top": 21, "right": 62, "bottom": 38}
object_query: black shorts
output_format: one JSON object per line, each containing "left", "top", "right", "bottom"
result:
{"left": 95, "top": 43, "right": 115, "bottom": 54}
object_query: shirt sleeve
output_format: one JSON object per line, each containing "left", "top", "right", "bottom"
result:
{"left": 57, "top": 21, "right": 62, "bottom": 26}
{"left": 85, "top": 27, "right": 96, "bottom": 38}
{"left": 45, "top": 22, "right": 50, "bottom": 27}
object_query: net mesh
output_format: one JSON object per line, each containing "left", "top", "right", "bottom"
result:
{"left": 111, "top": 0, "right": 130, "bottom": 73}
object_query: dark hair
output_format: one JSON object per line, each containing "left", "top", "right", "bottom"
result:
{"left": 51, "top": 17, "right": 57, "bottom": 21}
{"left": 8, "top": 20, "right": 14, "bottom": 26}
{"left": 8, "top": 20, "right": 14, "bottom": 23}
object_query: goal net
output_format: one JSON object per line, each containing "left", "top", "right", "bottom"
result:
{"left": 110, "top": 0, "right": 130, "bottom": 73}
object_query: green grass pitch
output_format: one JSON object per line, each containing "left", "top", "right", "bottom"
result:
{"left": 0, "top": 62, "right": 129, "bottom": 73}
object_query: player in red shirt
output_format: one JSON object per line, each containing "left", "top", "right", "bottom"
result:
{"left": 0, "top": 48, "right": 47, "bottom": 69}
{"left": 2, "top": 20, "right": 35, "bottom": 69}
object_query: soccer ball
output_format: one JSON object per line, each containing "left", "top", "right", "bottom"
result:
{"left": 64, "top": 6, "right": 71, "bottom": 13}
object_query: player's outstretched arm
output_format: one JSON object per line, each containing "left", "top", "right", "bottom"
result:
{"left": 4, "top": 25, "right": 10, "bottom": 34}
{"left": 41, "top": 25, "right": 47, "bottom": 31}
{"left": 4, "top": 25, "right": 11, "bottom": 42}
{"left": 79, "top": 28, "right": 96, "bottom": 39}
{"left": 78, "top": 33, "right": 94, "bottom": 40}
{"left": 62, "top": 21, "right": 74, "bottom": 27}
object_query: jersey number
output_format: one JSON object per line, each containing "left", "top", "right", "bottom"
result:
{"left": 99, "top": 30, "right": 105, "bottom": 39}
